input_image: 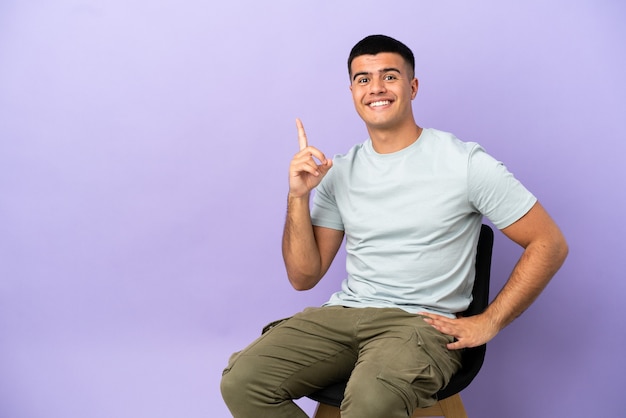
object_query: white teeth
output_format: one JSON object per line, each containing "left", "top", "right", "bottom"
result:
{"left": 369, "top": 100, "right": 390, "bottom": 107}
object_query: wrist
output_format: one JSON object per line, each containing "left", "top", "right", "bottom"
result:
{"left": 287, "top": 191, "right": 310, "bottom": 200}
{"left": 481, "top": 306, "right": 507, "bottom": 333}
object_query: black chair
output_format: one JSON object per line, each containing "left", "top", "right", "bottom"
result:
{"left": 309, "top": 224, "right": 494, "bottom": 418}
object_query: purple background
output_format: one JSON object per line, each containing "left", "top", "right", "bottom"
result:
{"left": 1, "top": 1, "right": 624, "bottom": 417}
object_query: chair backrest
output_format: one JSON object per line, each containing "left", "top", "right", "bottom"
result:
{"left": 308, "top": 224, "right": 494, "bottom": 406}
{"left": 436, "top": 223, "right": 493, "bottom": 399}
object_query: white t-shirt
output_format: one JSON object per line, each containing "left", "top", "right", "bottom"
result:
{"left": 310, "top": 128, "right": 536, "bottom": 316}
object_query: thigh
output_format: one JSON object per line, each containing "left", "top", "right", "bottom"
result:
{"left": 224, "top": 307, "right": 358, "bottom": 399}
{"left": 343, "top": 311, "right": 462, "bottom": 415}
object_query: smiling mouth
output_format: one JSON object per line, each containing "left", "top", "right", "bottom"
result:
{"left": 369, "top": 100, "right": 391, "bottom": 108}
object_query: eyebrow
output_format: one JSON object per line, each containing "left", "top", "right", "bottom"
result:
{"left": 352, "top": 67, "right": 402, "bottom": 81}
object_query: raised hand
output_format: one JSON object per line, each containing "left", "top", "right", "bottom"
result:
{"left": 288, "top": 118, "right": 333, "bottom": 198}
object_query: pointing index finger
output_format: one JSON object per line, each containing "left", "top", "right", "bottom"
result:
{"left": 296, "top": 118, "right": 308, "bottom": 151}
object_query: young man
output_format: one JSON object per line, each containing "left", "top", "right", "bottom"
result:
{"left": 221, "top": 35, "right": 568, "bottom": 418}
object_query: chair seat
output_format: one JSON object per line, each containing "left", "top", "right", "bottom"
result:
{"left": 313, "top": 394, "right": 469, "bottom": 418}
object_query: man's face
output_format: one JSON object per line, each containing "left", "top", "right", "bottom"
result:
{"left": 349, "top": 52, "right": 418, "bottom": 132}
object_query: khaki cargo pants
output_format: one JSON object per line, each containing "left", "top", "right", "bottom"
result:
{"left": 221, "top": 306, "right": 462, "bottom": 418}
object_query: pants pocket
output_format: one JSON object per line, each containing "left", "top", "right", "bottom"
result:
{"left": 377, "top": 360, "right": 441, "bottom": 412}
{"left": 374, "top": 325, "right": 454, "bottom": 411}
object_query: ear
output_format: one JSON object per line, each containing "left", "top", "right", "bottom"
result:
{"left": 411, "top": 77, "right": 419, "bottom": 99}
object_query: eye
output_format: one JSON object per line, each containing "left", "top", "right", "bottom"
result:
{"left": 384, "top": 74, "right": 397, "bottom": 81}
{"left": 357, "top": 77, "right": 369, "bottom": 84}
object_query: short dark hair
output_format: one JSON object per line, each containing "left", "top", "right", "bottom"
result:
{"left": 348, "top": 35, "right": 415, "bottom": 78}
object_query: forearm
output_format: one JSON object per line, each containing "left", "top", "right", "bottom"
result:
{"left": 282, "top": 193, "right": 324, "bottom": 290}
{"left": 483, "top": 234, "right": 568, "bottom": 331}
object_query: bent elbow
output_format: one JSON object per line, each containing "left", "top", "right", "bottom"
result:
{"left": 287, "top": 272, "right": 320, "bottom": 291}
{"left": 554, "top": 225, "right": 569, "bottom": 259}
{"left": 557, "top": 238, "right": 569, "bottom": 264}
{"left": 546, "top": 233, "right": 569, "bottom": 274}
{"left": 291, "top": 282, "right": 315, "bottom": 291}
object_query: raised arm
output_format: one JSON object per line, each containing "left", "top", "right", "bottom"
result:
{"left": 282, "top": 119, "right": 344, "bottom": 290}
{"left": 422, "top": 201, "right": 568, "bottom": 349}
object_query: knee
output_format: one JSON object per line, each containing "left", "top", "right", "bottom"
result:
{"left": 220, "top": 353, "right": 257, "bottom": 407}
{"left": 221, "top": 350, "right": 260, "bottom": 408}
{"left": 220, "top": 367, "right": 242, "bottom": 408}
{"left": 221, "top": 352, "right": 286, "bottom": 412}
{"left": 342, "top": 377, "right": 407, "bottom": 418}
{"left": 342, "top": 366, "right": 441, "bottom": 418}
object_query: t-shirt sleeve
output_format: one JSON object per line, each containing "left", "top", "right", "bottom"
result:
{"left": 468, "top": 145, "right": 537, "bottom": 229}
{"left": 310, "top": 171, "right": 345, "bottom": 231}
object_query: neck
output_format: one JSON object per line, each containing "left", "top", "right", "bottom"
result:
{"left": 368, "top": 122, "right": 423, "bottom": 154}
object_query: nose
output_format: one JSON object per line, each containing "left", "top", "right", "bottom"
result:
{"left": 369, "top": 78, "right": 387, "bottom": 94}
